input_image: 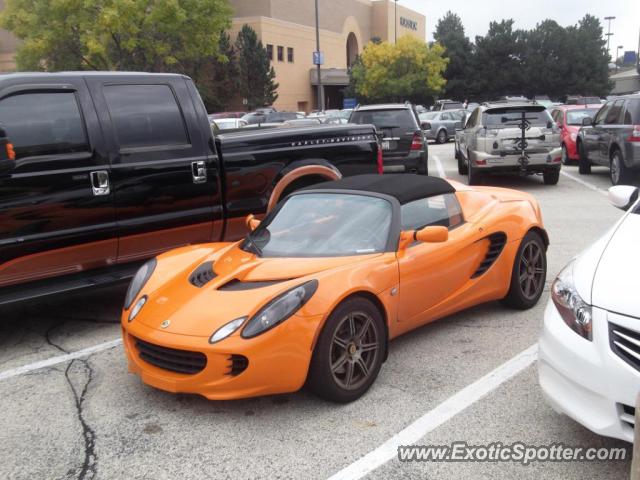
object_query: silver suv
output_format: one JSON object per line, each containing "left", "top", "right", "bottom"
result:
{"left": 455, "top": 103, "right": 561, "bottom": 185}
{"left": 577, "top": 94, "right": 640, "bottom": 185}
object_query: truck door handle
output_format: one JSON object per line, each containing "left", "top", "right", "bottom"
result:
{"left": 191, "top": 161, "right": 207, "bottom": 184}
{"left": 90, "top": 170, "right": 110, "bottom": 196}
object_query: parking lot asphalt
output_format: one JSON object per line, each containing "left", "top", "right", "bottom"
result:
{"left": 0, "top": 142, "right": 633, "bottom": 480}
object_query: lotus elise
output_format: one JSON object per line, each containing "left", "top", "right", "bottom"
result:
{"left": 122, "top": 174, "right": 548, "bottom": 402}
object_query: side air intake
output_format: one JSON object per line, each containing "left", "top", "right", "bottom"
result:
{"left": 189, "top": 261, "right": 217, "bottom": 288}
{"left": 471, "top": 232, "right": 507, "bottom": 278}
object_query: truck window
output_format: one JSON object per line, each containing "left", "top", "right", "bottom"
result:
{"left": 623, "top": 99, "right": 640, "bottom": 125}
{"left": 104, "top": 84, "right": 190, "bottom": 149}
{"left": 0, "top": 92, "right": 89, "bottom": 159}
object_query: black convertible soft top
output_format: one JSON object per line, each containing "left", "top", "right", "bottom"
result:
{"left": 302, "top": 174, "right": 455, "bottom": 205}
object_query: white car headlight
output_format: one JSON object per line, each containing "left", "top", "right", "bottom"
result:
{"left": 551, "top": 261, "right": 592, "bottom": 340}
{"left": 241, "top": 280, "right": 318, "bottom": 338}
{"left": 209, "top": 317, "right": 246, "bottom": 344}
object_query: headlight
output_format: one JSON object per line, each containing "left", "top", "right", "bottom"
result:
{"left": 570, "top": 132, "right": 577, "bottom": 142}
{"left": 210, "top": 317, "right": 246, "bottom": 344}
{"left": 241, "top": 280, "right": 318, "bottom": 339}
{"left": 124, "top": 258, "right": 157, "bottom": 310}
{"left": 551, "top": 261, "right": 592, "bottom": 340}
{"left": 128, "top": 295, "right": 147, "bottom": 322}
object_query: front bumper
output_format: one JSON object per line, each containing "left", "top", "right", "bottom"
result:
{"left": 538, "top": 301, "right": 640, "bottom": 443}
{"left": 471, "top": 147, "right": 562, "bottom": 172}
{"left": 122, "top": 312, "right": 323, "bottom": 400}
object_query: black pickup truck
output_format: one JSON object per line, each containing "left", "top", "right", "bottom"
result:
{"left": 0, "top": 72, "right": 381, "bottom": 304}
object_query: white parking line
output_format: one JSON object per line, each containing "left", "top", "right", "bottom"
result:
{"left": 432, "top": 155, "right": 446, "bottom": 178}
{"left": 560, "top": 170, "right": 608, "bottom": 196}
{"left": 327, "top": 343, "right": 538, "bottom": 480}
{"left": 0, "top": 338, "right": 122, "bottom": 382}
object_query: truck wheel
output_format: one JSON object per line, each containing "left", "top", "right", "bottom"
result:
{"left": 458, "top": 151, "right": 468, "bottom": 175}
{"left": 467, "top": 152, "right": 480, "bottom": 185}
{"left": 543, "top": 169, "right": 560, "bottom": 185}
{"left": 610, "top": 149, "right": 633, "bottom": 185}
{"left": 578, "top": 141, "right": 591, "bottom": 175}
{"left": 436, "top": 129, "right": 447, "bottom": 144}
{"left": 561, "top": 144, "right": 571, "bottom": 165}
{"left": 307, "top": 297, "right": 385, "bottom": 403}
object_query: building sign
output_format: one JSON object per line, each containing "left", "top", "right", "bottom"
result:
{"left": 313, "top": 51, "right": 324, "bottom": 65}
{"left": 400, "top": 17, "right": 418, "bottom": 31}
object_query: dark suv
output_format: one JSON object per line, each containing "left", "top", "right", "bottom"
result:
{"left": 577, "top": 94, "right": 640, "bottom": 185}
{"left": 349, "top": 104, "right": 428, "bottom": 175}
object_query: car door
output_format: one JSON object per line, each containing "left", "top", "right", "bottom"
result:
{"left": 583, "top": 102, "right": 610, "bottom": 165}
{"left": 396, "top": 194, "right": 486, "bottom": 324}
{"left": 0, "top": 78, "right": 116, "bottom": 287}
{"left": 440, "top": 112, "right": 454, "bottom": 136}
{"left": 86, "top": 75, "right": 221, "bottom": 265}
{"left": 602, "top": 100, "right": 625, "bottom": 162}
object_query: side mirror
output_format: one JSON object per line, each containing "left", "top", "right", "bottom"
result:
{"left": 245, "top": 214, "right": 261, "bottom": 231}
{"left": 415, "top": 225, "right": 449, "bottom": 243}
{"left": 608, "top": 185, "right": 639, "bottom": 211}
{"left": 581, "top": 117, "right": 593, "bottom": 127}
{"left": 421, "top": 122, "right": 431, "bottom": 130}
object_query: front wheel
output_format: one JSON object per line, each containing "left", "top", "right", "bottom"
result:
{"left": 543, "top": 168, "right": 560, "bottom": 185}
{"left": 307, "top": 297, "right": 385, "bottom": 403}
{"left": 578, "top": 141, "right": 591, "bottom": 175}
{"left": 501, "top": 231, "right": 547, "bottom": 310}
{"left": 561, "top": 144, "right": 571, "bottom": 165}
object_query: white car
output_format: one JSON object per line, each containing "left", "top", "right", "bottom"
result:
{"left": 539, "top": 185, "right": 640, "bottom": 443}
{"left": 212, "top": 118, "right": 248, "bottom": 130}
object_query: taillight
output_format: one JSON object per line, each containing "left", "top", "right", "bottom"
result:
{"left": 629, "top": 125, "right": 640, "bottom": 142}
{"left": 410, "top": 132, "right": 423, "bottom": 150}
{"left": 377, "top": 145, "right": 383, "bottom": 174}
{"left": 6, "top": 142, "right": 15, "bottom": 160}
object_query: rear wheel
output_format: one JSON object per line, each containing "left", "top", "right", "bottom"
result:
{"left": 307, "top": 297, "right": 385, "bottom": 403}
{"left": 610, "top": 149, "right": 633, "bottom": 185}
{"left": 501, "top": 231, "right": 547, "bottom": 310}
{"left": 436, "top": 129, "right": 447, "bottom": 144}
{"left": 467, "top": 152, "right": 480, "bottom": 185}
{"left": 578, "top": 141, "right": 591, "bottom": 175}
{"left": 543, "top": 168, "right": 560, "bottom": 185}
{"left": 457, "top": 151, "right": 468, "bottom": 175}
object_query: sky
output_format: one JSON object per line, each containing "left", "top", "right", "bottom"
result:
{"left": 400, "top": 0, "right": 640, "bottom": 59}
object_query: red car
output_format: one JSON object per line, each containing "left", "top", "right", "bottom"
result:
{"left": 208, "top": 112, "right": 245, "bottom": 120}
{"left": 550, "top": 105, "right": 602, "bottom": 164}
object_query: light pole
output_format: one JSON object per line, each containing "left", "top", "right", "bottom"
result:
{"left": 604, "top": 16, "right": 616, "bottom": 60}
{"left": 616, "top": 45, "right": 623, "bottom": 72}
{"left": 394, "top": 0, "right": 398, "bottom": 44}
{"left": 314, "top": 0, "right": 323, "bottom": 112}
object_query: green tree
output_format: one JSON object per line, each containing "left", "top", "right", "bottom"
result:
{"left": 471, "top": 20, "right": 525, "bottom": 100}
{"left": 235, "top": 24, "right": 278, "bottom": 110}
{"left": 349, "top": 36, "right": 447, "bottom": 104}
{"left": 433, "top": 11, "right": 473, "bottom": 101}
{"left": 1, "top": 0, "right": 232, "bottom": 71}
{"left": 190, "top": 31, "right": 239, "bottom": 113}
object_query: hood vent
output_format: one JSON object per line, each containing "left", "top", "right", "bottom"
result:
{"left": 472, "top": 232, "right": 507, "bottom": 278}
{"left": 218, "top": 279, "right": 286, "bottom": 291}
{"left": 189, "top": 261, "right": 217, "bottom": 288}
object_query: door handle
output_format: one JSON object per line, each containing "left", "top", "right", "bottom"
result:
{"left": 191, "top": 161, "right": 207, "bottom": 184}
{"left": 90, "top": 170, "right": 110, "bottom": 196}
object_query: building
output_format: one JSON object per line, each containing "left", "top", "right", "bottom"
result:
{"left": 0, "top": 0, "right": 18, "bottom": 72}
{"left": 610, "top": 67, "right": 640, "bottom": 96}
{"left": 228, "top": 0, "right": 426, "bottom": 112}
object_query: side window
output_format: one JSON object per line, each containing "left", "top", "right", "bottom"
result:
{"left": 103, "top": 84, "right": 190, "bottom": 149}
{"left": 442, "top": 112, "right": 453, "bottom": 121}
{"left": 605, "top": 100, "right": 624, "bottom": 124}
{"left": 623, "top": 99, "right": 640, "bottom": 125}
{"left": 401, "top": 193, "right": 464, "bottom": 231}
{"left": 0, "top": 91, "right": 89, "bottom": 159}
{"left": 594, "top": 102, "right": 611, "bottom": 125}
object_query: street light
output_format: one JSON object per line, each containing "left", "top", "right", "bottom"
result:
{"left": 314, "top": 0, "right": 323, "bottom": 112}
{"left": 616, "top": 45, "right": 623, "bottom": 72}
{"left": 604, "top": 16, "right": 616, "bottom": 59}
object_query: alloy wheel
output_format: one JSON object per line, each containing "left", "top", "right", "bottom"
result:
{"left": 518, "top": 240, "right": 545, "bottom": 300}
{"left": 611, "top": 153, "right": 621, "bottom": 185}
{"left": 330, "top": 311, "right": 379, "bottom": 391}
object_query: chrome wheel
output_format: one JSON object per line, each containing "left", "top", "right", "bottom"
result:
{"left": 611, "top": 153, "right": 621, "bottom": 185}
{"left": 518, "top": 240, "right": 545, "bottom": 300}
{"left": 330, "top": 311, "right": 379, "bottom": 391}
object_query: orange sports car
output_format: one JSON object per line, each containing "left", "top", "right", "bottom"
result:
{"left": 122, "top": 174, "right": 548, "bottom": 403}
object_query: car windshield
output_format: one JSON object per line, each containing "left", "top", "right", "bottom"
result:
{"left": 483, "top": 108, "right": 553, "bottom": 128}
{"left": 243, "top": 193, "right": 392, "bottom": 257}
{"left": 566, "top": 109, "right": 599, "bottom": 125}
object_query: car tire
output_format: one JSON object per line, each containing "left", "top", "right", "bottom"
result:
{"left": 467, "top": 152, "right": 480, "bottom": 185}
{"left": 577, "top": 141, "right": 591, "bottom": 175}
{"left": 458, "top": 151, "right": 468, "bottom": 175}
{"left": 501, "top": 231, "right": 547, "bottom": 310}
{"left": 610, "top": 149, "right": 633, "bottom": 186}
{"left": 307, "top": 297, "right": 385, "bottom": 403}
{"left": 561, "top": 144, "right": 571, "bottom": 165}
{"left": 436, "top": 129, "right": 447, "bottom": 144}
{"left": 543, "top": 168, "right": 560, "bottom": 185}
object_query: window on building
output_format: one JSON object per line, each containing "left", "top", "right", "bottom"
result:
{"left": 277, "top": 46, "right": 284, "bottom": 62}
{"left": 0, "top": 91, "right": 89, "bottom": 159}
{"left": 287, "top": 47, "right": 294, "bottom": 63}
{"left": 266, "top": 44, "right": 273, "bottom": 61}
{"left": 103, "top": 84, "right": 190, "bottom": 149}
